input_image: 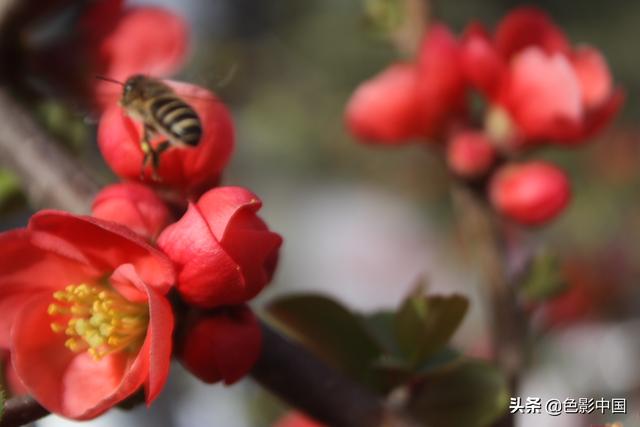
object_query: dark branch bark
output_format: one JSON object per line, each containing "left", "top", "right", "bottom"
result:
{"left": 254, "top": 323, "right": 419, "bottom": 427}
{"left": 0, "top": 396, "right": 47, "bottom": 427}
{"left": 0, "top": 88, "right": 100, "bottom": 212}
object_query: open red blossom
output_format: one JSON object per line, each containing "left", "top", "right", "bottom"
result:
{"left": 158, "top": 186, "right": 282, "bottom": 308}
{"left": 92, "top": 182, "right": 172, "bottom": 241}
{"left": 345, "top": 24, "right": 466, "bottom": 144}
{"left": 98, "top": 81, "right": 234, "bottom": 198}
{"left": 0, "top": 212, "right": 175, "bottom": 420}
{"left": 178, "top": 306, "right": 261, "bottom": 385}
{"left": 447, "top": 130, "right": 496, "bottom": 178}
{"left": 80, "top": 0, "right": 189, "bottom": 108}
{"left": 460, "top": 6, "right": 623, "bottom": 145}
{"left": 489, "top": 161, "right": 570, "bottom": 225}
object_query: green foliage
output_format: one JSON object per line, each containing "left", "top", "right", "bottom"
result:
{"left": 363, "top": 0, "right": 404, "bottom": 35}
{"left": 394, "top": 289, "right": 469, "bottom": 368}
{"left": 0, "top": 386, "right": 4, "bottom": 421}
{"left": 0, "top": 169, "right": 24, "bottom": 214}
{"left": 267, "top": 294, "right": 384, "bottom": 389}
{"left": 406, "top": 360, "right": 509, "bottom": 427}
{"left": 520, "top": 250, "right": 566, "bottom": 302}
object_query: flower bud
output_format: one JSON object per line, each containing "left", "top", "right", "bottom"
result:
{"left": 98, "top": 81, "right": 234, "bottom": 198}
{"left": 345, "top": 63, "right": 421, "bottom": 143}
{"left": 447, "top": 130, "right": 496, "bottom": 177}
{"left": 157, "top": 186, "right": 282, "bottom": 308}
{"left": 178, "top": 306, "right": 261, "bottom": 384}
{"left": 489, "top": 161, "right": 570, "bottom": 225}
{"left": 273, "top": 412, "right": 325, "bottom": 427}
{"left": 92, "top": 182, "right": 171, "bottom": 241}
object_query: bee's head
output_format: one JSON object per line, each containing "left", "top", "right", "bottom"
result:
{"left": 120, "top": 74, "right": 148, "bottom": 107}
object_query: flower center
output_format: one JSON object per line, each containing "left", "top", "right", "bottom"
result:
{"left": 48, "top": 283, "right": 149, "bottom": 360}
{"left": 485, "top": 105, "right": 516, "bottom": 146}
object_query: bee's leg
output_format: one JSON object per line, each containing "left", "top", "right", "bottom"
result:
{"left": 150, "top": 140, "right": 171, "bottom": 172}
{"left": 140, "top": 125, "right": 157, "bottom": 180}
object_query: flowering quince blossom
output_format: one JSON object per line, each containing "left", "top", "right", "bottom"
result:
{"left": 489, "top": 161, "right": 570, "bottom": 225}
{"left": 178, "top": 305, "right": 261, "bottom": 384}
{"left": 446, "top": 130, "right": 496, "bottom": 178}
{"left": 158, "top": 186, "right": 282, "bottom": 308}
{"left": 461, "top": 6, "right": 623, "bottom": 145}
{"left": 98, "top": 81, "right": 234, "bottom": 197}
{"left": 1, "top": 350, "right": 28, "bottom": 396}
{"left": 0, "top": 211, "right": 175, "bottom": 419}
{"left": 92, "top": 182, "right": 172, "bottom": 241}
{"left": 80, "top": 0, "right": 189, "bottom": 108}
{"left": 345, "top": 24, "right": 465, "bottom": 144}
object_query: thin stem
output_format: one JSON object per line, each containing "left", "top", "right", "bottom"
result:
{"left": 451, "top": 184, "right": 528, "bottom": 427}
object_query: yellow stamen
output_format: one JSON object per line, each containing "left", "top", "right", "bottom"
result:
{"left": 48, "top": 283, "right": 149, "bottom": 361}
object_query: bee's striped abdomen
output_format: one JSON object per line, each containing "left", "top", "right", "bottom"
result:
{"left": 150, "top": 95, "right": 202, "bottom": 147}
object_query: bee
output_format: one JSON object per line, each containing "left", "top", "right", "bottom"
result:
{"left": 98, "top": 74, "right": 203, "bottom": 177}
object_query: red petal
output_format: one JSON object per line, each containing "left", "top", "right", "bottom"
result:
{"left": 157, "top": 203, "right": 243, "bottom": 307}
{"left": 489, "top": 161, "right": 571, "bottom": 225}
{"left": 495, "top": 6, "right": 570, "bottom": 58}
{"left": 274, "top": 412, "right": 327, "bottom": 427}
{"left": 415, "top": 23, "right": 467, "bottom": 137}
{"left": 502, "top": 47, "right": 582, "bottom": 140}
{"left": 345, "top": 63, "right": 421, "bottom": 143}
{"left": 98, "top": 82, "right": 234, "bottom": 197}
{"left": 92, "top": 182, "right": 171, "bottom": 241}
{"left": 571, "top": 46, "right": 613, "bottom": 109}
{"left": 461, "top": 22, "right": 505, "bottom": 98}
{"left": 178, "top": 306, "right": 261, "bottom": 384}
{"left": 109, "top": 264, "right": 173, "bottom": 403}
{"left": 29, "top": 211, "right": 175, "bottom": 294}
{"left": 196, "top": 186, "right": 261, "bottom": 241}
{"left": 12, "top": 295, "right": 138, "bottom": 419}
{"left": 0, "top": 230, "right": 96, "bottom": 348}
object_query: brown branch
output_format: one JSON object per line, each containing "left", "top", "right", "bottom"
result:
{"left": 451, "top": 185, "right": 527, "bottom": 427}
{"left": 0, "top": 396, "right": 47, "bottom": 427}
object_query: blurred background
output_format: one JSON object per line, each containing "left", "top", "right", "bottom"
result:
{"left": 1, "top": 0, "right": 639, "bottom": 426}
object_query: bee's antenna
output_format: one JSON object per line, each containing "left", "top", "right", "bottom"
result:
{"left": 95, "top": 75, "right": 124, "bottom": 85}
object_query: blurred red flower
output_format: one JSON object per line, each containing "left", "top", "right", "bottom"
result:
{"left": 92, "top": 182, "right": 172, "bottom": 241}
{"left": 0, "top": 212, "right": 175, "bottom": 420}
{"left": 98, "top": 81, "right": 234, "bottom": 198}
{"left": 446, "top": 130, "right": 496, "bottom": 177}
{"left": 489, "top": 161, "right": 571, "bottom": 225}
{"left": 158, "top": 186, "right": 282, "bottom": 308}
{"left": 178, "top": 305, "right": 261, "bottom": 385}
{"left": 461, "top": 6, "right": 623, "bottom": 146}
{"left": 80, "top": 0, "right": 189, "bottom": 108}
{"left": 345, "top": 24, "right": 465, "bottom": 144}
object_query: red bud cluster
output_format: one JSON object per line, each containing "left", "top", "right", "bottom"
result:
{"left": 346, "top": 6, "right": 623, "bottom": 226}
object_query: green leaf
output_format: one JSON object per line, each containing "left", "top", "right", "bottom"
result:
{"left": 520, "top": 251, "right": 566, "bottom": 301}
{"left": 407, "top": 360, "right": 509, "bottom": 427}
{"left": 266, "top": 294, "right": 384, "bottom": 388}
{"left": 394, "top": 291, "right": 469, "bottom": 367}
{"left": 363, "top": 0, "right": 405, "bottom": 35}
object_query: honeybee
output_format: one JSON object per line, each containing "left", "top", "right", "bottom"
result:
{"left": 99, "top": 74, "right": 203, "bottom": 177}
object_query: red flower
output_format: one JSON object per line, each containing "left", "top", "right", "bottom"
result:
{"left": 178, "top": 306, "right": 261, "bottom": 384}
{"left": 0, "top": 212, "right": 175, "bottom": 419}
{"left": 157, "top": 187, "right": 282, "bottom": 308}
{"left": 345, "top": 24, "right": 465, "bottom": 144}
{"left": 273, "top": 412, "right": 326, "bottom": 427}
{"left": 92, "top": 182, "right": 171, "bottom": 241}
{"left": 489, "top": 161, "right": 570, "bottom": 225}
{"left": 446, "top": 130, "right": 496, "bottom": 178}
{"left": 461, "top": 6, "right": 623, "bottom": 145}
{"left": 98, "top": 81, "right": 234, "bottom": 197}
{"left": 80, "top": 0, "right": 189, "bottom": 108}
